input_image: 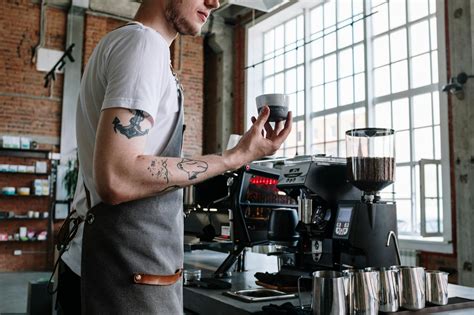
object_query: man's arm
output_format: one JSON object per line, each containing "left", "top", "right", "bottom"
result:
{"left": 93, "top": 106, "right": 292, "bottom": 205}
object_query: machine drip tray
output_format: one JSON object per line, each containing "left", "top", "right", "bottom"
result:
{"left": 223, "top": 288, "right": 297, "bottom": 303}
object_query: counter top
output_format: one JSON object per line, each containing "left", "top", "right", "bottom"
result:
{"left": 184, "top": 250, "right": 474, "bottom": 315}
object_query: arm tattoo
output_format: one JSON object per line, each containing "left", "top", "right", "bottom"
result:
{"left": 112, "top": 110, "right": 150, "bottom": 139}
{"left": 177, "top": 158, "right": 208, "bottom": 180}
{"left": 147, "top": 159, "right": 169, "bottom": 183}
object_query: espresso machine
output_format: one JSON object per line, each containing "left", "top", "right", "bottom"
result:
{"left": 275, "top": 128, "right": 399, "bottom": 272}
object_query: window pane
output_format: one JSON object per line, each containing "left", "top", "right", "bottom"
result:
{"left": 338, "top": 26, "right": 352, "bottom": 49}
{"left": 264, "top": 76, "right": 274, "bottom": 93}
{"left": 354, "top": 73, "right": 365, "bottom": 102}
{"left": 324, "top": 0, "right": 336, "bottom": 28}
{"left": 408, "top": 0, "right": 429, "bottom": 22}
{"left": 297, "top": 66, "right": 305, "bottom": 91}
{"left": 411, "top": 53, "right": 431, "bottom": 88}
{"left": 312, "top": 86, "right": 324, "bottom": 112}
{"left": 285, "top": 19, "right": 296, "bottom": 46}
{"left": 375, "top": 102, "right": 391, "bottom": 129}
{"left": 354, "top": 44, "right": 365, "bottom": 73}
{"left": 397, "top": 199, "right": 412, "bottom": 233}
{"left": 285, "top": 50, "right": 297, "bottom": 69}
{"left": 425, "top": 198, "right": 439, "bottom": 233}
{"left": 390, "top": 0, "right": 406, "bottom": 29}
{"left": 339, "top": 76, "right": 354, "bottom": 105}
{"left": 297, "top": 46, "right": 304, "bottom": 65}
{"left": 326, "top": 141, "right": 338, "bottom": 157}
{"left": 311, "top": 6, "right": 323, "bottom": 34}
{"left": 337, "top": 0, "right": 351, "bottom": 22}
{"left": 311, "top": 38, "right": 324, "bottom": 59}
{"left": 353, "top": 0, "right": 363, "bottom": 15}
{"left": 312, "top": 143, "right": 325, "bottom": 155}
{"left": 297, "top": 91, "right": 305, "bottom": 116}
{"left": 275, "top": 53, "right": 284, "bottom": 72}
{"left": 264, "top": 56, "right": 274, "bottom": 76}
{"left": 275, "top": 25, "right": 284, "bottom": 49}
{"left": 324, "top": 32, "right": 337, "bottom": 54}
{"left": 325, "top": 113, "right": 338, "bottom": 141}
{"left": 410, "top": 20, "right": 430, "bottom": 56}
{"left": 286, "top": 68, "right": 297, "bottom": 94}
{"left": 391, "top": 60, "right": 408, "bottom": 93}
{"left": 275, "top": 73, "right": 284, "bottom": 92}
{"left": 433, "top": 91, "right": 440, "bottom": 125}
{"left": 311, "top": 59, "right": 324, "bottom": 86}
{"left": 396, "top": 166, "right": 411, "bottom": 198}
{"left": 414, "top": 127, "right": 434, "bottom": 160}
{"left": 353, "top": 20, "right": 364, "bottom": 43}
{"left": 425, "top": 164, "right": 438, "bottom": 198}
{"left": 413, "top": 93, "right": 432, "bottom": 128}
{"left": 286, "top": 147, "right": 297, "bottom": 157}
{"left": 373, "top": 35, "right": 389, "bottom": 67}
{"left": 325, "top": 82, "right": 338, "bottom": 109}
{"left": 339, "top": 140, "right": 346, "bottom": 157}
{"left": 288, "top": 93, "right": 297, "bottom": 115}
{"left": 430, "top": 0, "right": 436, "bottom": 14}
{"left": 355, "top": 107, "right": 366, "bottom": 128}
{"left": 372, "top": 3, "right": 389, "bottom": 36}
{"left": 325, "top": 54, "right": 337, "bottom": 82}
{"left": 297, "top": 15, "right": 304, "bottom": 39}
{"left": 432, "top": 51, "right": 439, "bottom": 84}
{"left": 339, "top": 47, "right": 353, "bottom": 78}
{"left": 392, "top": 98, "right": 410, "bottom": 131}
{"left": 339, "top": 110, "right": 354, "bottom": 140}
{"left": 430, "top": 17, "right": 438, "bottom": 50}
{"left": 434, "top": 125, "right": 441, "bottom": 159}
{"left": 390, "top": 28, "right": 407, "bottom": 62}
{"left": 312, "top": 116, "right": 325, "bottom": 143}
{"left": 264, "top": 30, "right": 275, "bottom": 54}
{"left": 297, "top": 120, "right": 305, "bottom": 147}
{"left": 374, "top": 65, "right": 391, "bottom": 97}
{"left": 396, "top": 130, "right": 411, "bottom": 163}
{"left": 286, "top": 122, "right": 298, "bottom": 147}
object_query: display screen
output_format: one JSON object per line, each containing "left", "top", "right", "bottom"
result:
{"left": 337, "top": 207, "right": 353, "bottom": 222}
{"left": 244, "top": 175, "right": 296, "bottom": 206}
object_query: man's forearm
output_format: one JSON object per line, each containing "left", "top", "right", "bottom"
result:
{"left": 95, "top": 149, "right": 243, "bottom": 205}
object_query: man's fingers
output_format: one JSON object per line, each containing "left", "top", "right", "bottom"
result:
{"left": 274, "top": 120, "right": 284, "bottom": 135}
{"left": 255, "top": 106, "right": 270, "bottom": 129}
{"left": 264, "top": 121, "right": 273, "bottom": 137}
{"left": 274, "top": 111, "right": 293, "bottom": 143}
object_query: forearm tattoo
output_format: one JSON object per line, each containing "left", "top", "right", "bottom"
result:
{"left": 147, "top": 159, "right": 170, "bottom": 183}
{"left": 113, "top": 110, "right": 149, "bottom": 139}
{"left": 177, "top": 158, "right": 208, "bottom": 180}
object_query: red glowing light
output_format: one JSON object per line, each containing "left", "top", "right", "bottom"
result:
{"left": 250, "top": 176, "right": 279, "bottom": 186}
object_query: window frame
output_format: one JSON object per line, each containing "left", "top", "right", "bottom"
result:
{"left": 245, "top": 0, "right": 452, "bottom": 253}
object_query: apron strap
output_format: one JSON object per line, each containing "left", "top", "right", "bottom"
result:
{"left": 133, "top": 269, "right": 183, "bottom": 286}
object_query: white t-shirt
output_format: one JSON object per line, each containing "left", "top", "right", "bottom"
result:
{"left": 62, "top": 22, "right": 180, "bottom": 276}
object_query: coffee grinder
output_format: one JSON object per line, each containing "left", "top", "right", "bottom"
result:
{"left": 336, "top": 128, "right": 399, "bottom": 268}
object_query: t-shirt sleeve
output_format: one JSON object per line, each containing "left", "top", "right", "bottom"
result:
{"left": 101, "top": 29, "right": 168, "bottom": 125}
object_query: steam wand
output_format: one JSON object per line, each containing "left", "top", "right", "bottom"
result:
{"left": 386, "top": 230, "right": 401, "bottom": 265}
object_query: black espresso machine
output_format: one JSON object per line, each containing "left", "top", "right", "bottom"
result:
{"left": 274, "top": 128, "right": 399, "bottom": 272}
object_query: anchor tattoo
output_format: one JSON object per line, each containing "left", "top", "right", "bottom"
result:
{"left": 113, "top": 110, "right": 149, "bottom": 139}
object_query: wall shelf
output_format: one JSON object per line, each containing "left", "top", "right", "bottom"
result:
{"left": 0, "top": 148, "right": 50, "bottom": 159}
{"left": 0, "top": 172, "right": 48, "bottom": 176}
{"left": 0, "top": 218, "right": 48, "bottom": 221}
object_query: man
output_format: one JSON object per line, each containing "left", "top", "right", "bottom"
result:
{"left": 57, "top": 0, "right": 292, "bottom": 313}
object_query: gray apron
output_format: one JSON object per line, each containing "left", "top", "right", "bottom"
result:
{"left": 81, "top": 82, "right": 184, "bottom": 314}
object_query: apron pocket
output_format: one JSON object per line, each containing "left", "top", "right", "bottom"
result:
{"left": 133, "top": 269, "right": 183, "bottom": 286}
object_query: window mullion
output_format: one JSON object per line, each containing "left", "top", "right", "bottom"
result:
{"left": 304, "top": 8, "right": 312, "bottom": 155}
{"left": 364, "top": 0, "right": 375, "bottom": 127}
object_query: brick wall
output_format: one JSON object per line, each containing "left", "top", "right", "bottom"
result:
{"left": 0, "top": 1, "right": 64, "bottom": 149}
{"left": 171, "top": 36, "right": 204, "bottom": 157}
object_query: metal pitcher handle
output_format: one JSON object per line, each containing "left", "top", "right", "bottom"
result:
{"left": 297, "top": 275, "right": 312, "bottom": 310}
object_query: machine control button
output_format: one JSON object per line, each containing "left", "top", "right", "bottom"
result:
{"left": 336, "top": 223, "right": 342, "bottom": 228}
{"left": 335, "top": 228, "right": 342, "bottom": 235}
{"left": 343, "top": 223, "right": 349, "bottom": 228}
{"left": 342, "top": 228, "right": 348, "bottom": 234}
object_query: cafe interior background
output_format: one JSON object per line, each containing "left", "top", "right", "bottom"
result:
{"left": 1, "top": 0, "right": 474, "bottom": 313}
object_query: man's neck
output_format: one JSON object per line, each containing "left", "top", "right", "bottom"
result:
{"left": 133, "top": 2, "right": 178, "bottom": 46}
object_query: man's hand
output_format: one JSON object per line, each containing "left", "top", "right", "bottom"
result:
{"left": 225, "top": 106, "right": 292, "bottom": 168}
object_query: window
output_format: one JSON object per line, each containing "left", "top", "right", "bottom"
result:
{"left": 246, "top": 0, "right": 451, "bottom": 249}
